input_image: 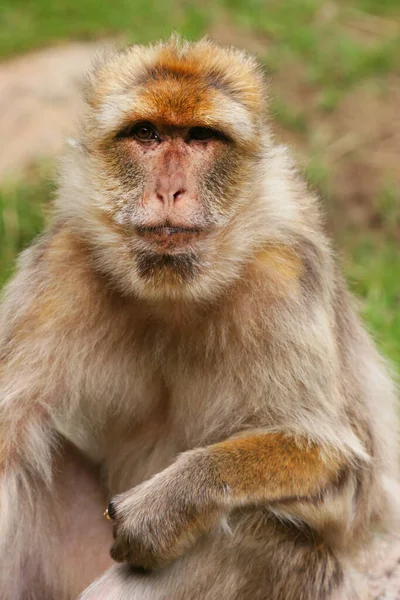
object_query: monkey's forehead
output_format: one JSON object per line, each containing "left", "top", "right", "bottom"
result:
{"left": 85, "top": 37, "right": 267, "bottom": 146}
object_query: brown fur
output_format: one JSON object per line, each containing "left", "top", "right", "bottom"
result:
{"left": 0, "top": 36, "right": 398, "bottom": 600}
{"left": 209, "top": 433, "right": 344, "bottom": 499}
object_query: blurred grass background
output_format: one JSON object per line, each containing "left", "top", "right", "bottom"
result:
{"left": 0, "top": 0, "right": 399, "bottom": 368}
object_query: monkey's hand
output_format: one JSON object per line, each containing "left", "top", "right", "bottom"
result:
{"left": 107, "top": 452, "right": 223, "bottom": 570}
{"left": 107, "top": 432, "right": 347, "bottom": 570}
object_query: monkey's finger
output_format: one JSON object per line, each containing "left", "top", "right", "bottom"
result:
{"left": 104, "top": 508, "right": 113, "bottom": 521}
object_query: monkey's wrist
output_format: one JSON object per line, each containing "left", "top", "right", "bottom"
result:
{"left": 173, "top": 448, "right": 230, "bottom": 509}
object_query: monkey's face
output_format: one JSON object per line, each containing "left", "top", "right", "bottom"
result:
{"left": 111, "top": 121, "right": 241, "bottom": 249}
{"left": 76, "top": 38, "right": 269, "bottom": 300}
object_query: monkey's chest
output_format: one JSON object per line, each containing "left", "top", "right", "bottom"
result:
{"left": 99, "top": 367, "right": 259, "bottom": 492}
{"left": 65, "top": 337, "right": 272, "bottom": 491}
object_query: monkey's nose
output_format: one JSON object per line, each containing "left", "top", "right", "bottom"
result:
{"left": 156, "top": 188, "right": 186, "bottom": 206}
{"left": 154, "top": 173, "right": 187, "bottom": 207}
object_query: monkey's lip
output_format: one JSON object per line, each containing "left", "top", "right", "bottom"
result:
{"left": 135, "top": 225, "right": 206, "bottom": 249}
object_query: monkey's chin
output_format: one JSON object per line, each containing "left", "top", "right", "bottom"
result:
{"left": 135, "top": 249, "right": 202, "bottom": 290}
{"left": 130, "top": 232, "right": 231, "bottom": 302}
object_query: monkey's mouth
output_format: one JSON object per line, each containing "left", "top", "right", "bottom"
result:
{"left": 136, "top": 225, "right": 206, "bottom": 251}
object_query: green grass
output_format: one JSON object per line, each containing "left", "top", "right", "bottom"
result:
{"left": 344, "top": 185, "right": 400, "bottom": 368}
{"left": 222, "top": 0, "right": 400, "bottom": 96}
{"left": 270, "top": 98, "right": 308, "bottom": 134}
{"left": 344, "top": 234, "right": 400, "bottom": 369}
{"left": 0, "top": 0, "right": 210, "bottom": 57}
{"left": 1, "top": 0, "right": 399, "bottom": 94}
{"left": 0, "top": 176, "right": 49, "bottom": 287}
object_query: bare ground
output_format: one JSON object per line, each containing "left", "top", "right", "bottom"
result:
{"left": 0, "top": 42, "right": 110, "bottom": 180}
{"left": 0, "top": 41, "right": 399, "bottom": 597}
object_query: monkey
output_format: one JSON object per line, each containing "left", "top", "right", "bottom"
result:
{"left": 0, "top": 35, "right": 398, "bottom": 600}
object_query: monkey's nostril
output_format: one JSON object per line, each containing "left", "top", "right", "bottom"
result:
{"left": 173, "top": 189, "right": 185, "bottom": 201}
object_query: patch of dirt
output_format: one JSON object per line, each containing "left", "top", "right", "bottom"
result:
{"left": 324, "top": 77, "right": 400, "bottom": 225}
{"left": 0, "top": 37, "right": 400, "bottom": 597}
{"left": 0, "top": 41, "right": 114, "bottom": 181}
{"left": 272, "top": 74, "right": 400, "bottom": 229}
{"left": 209, "top": 18, "right": 274, "bottom": 57}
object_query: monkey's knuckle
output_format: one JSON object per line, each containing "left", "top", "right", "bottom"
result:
{"left": 113, "top": 537, "right": 162, "bottom": 570}
{"left": 110, "top": 539, "right": 128, "bottom": 563}
{"left": 111, "top": 519, "right": 157, "bottom": 563}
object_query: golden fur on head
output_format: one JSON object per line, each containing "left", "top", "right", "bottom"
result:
{"left": 85, "top": 35, "right": 268, "bottom": 144}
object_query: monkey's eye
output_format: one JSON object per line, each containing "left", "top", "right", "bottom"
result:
{"left": 133, "top": 123, "right": 158, "bottom": 141}
{"left": 188, "top": 127, "right": 218, "bottom": 142}
{"left": 118, "top": 122, "right": 159, "bottom": 142}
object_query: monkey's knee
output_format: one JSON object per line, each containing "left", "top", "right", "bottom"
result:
{"left": 256, "top": 525, "right": 362, "bottom": 600}
{"left": 268, "top": 552, "right": 356, "bottom": 600}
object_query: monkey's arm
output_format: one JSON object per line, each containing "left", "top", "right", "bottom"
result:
{"left": 0, "top": 228, "right": 113, "bottom": 592}
{"left": 108, "top": 430, "right": 352, "bottom": 569}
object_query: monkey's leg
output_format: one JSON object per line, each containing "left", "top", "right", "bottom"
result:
{"left": 47, "top": 442, "right": 114, "bottom": 597}
{"left": 80, "top": 511, "right": 363, "bottom": 600}
{"left": 0, "top": 441, "right": 112, "bottom": 600}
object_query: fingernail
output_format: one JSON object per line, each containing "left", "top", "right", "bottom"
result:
{"left": 105, "top": 501, "right": 117, "bottom": 520}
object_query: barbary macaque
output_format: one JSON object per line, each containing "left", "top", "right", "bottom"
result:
{"left": 0, "top": 36, "right": 398, "bottom": 600}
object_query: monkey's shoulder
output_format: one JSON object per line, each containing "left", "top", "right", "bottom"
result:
{"left": 0, "top": 222, "right": 125, "bottom": 348}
